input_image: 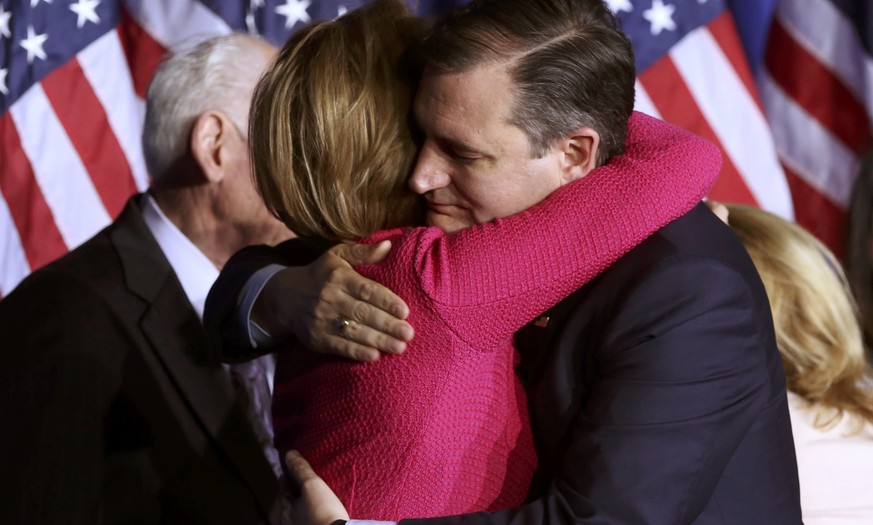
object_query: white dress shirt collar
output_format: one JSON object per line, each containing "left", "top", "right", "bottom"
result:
{"left": 141, "top": 193, "right": 219, "bottom": 320}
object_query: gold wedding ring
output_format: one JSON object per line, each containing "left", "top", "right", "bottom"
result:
{"left": 334, "top": 317, "right": 352, "bottom": 337}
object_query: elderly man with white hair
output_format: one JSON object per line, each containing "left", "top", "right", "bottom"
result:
{"left": 0, "top": 34, "right": 291, "bottom": 524}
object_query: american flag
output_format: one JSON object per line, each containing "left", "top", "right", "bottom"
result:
{"left": 758, "top": 0, "right": 872, "bottom": 256}
{"left": 0, "top": 0, "right": 862, "bottom": 297}
{"left": 0, "top": 0, "right": 459, "bottom": 298}
{"left": 613, "top": 0, "right": 794, "bottom": 223}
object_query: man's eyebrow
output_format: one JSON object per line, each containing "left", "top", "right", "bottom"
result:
{"left": 433, "top": 133, "right": 491, "bottom": 157}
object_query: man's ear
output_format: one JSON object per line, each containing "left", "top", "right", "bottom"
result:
{"left": 190, "top": 111, "right": 232, "bottom": 183}
{"left": 559, "top": 127, "right": 600, "bottom": 183}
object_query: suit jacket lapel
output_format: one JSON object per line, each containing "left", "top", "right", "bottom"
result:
{"left": 109, "top": 196, "right": 279, "bottom": 518}
{"left": 515, "top": 283, "right": 596, "bottom": 492}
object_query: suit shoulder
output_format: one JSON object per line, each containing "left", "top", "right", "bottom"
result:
{"left": 606, "top": 203, "right": 759, "bottom": 285}
{"left": 0, "top": 221, "right": 141, "bottom": 331}
{"left": 572, "top": 204, "right": 773, "bottom": 337}
{"left": 13, "top": 237, "right": 120, "bottom": 300}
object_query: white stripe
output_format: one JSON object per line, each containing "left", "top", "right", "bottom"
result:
{"left": 0, "top": 191, "right": 31, "bottom": 297}
{"left": 123, "top": 0, "right": 233, "bottom": 51}
{"left": 777, "top": 0, "right": 873, "bottom": 128}
{"left": 669, "top": 26, "right": 794, "bottom": 220}
{"left": 760, "top": 71, "right": 858, "bottom": 209}
{"left": 8, "top": 85, "right": 112, "bottom": 249}
{"left": 633, "top": 80, "right": 662, "bottom": 120}
{"left": 78, "top": 30, "right": 150, "bottom": 191}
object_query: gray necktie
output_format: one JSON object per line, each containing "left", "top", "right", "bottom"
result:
{"left": 229, "top": 355, "right": 282, "bottom": 477}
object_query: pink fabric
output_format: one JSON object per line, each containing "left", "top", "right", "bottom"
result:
{"left": 272, "top": 113, "right": 721, "bottom": 520}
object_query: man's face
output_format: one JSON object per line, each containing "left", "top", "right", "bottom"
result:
{"left": 224, "top": 42, "right": 294, "bottom": 246}
{"left": 410, "top": 64, "right": 567, "bottom": 233}
{"left": 223, "top": 121, "right": 293, "bottom": 247}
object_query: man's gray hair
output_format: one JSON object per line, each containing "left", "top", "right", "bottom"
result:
{"left": 142, "top": 34, "right": 269, "bottom": 181}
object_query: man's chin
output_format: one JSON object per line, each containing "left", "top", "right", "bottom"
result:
{"left": 426, "top": 213, "right": 469, "bottom": 234}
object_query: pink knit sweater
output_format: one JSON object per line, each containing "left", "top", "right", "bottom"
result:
{"left": 272, "top": 113, "right": 721, "bottom": 520}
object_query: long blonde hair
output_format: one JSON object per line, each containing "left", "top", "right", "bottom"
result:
{"left": 728, "top": 204, "right": 873, "bottom": 432}
{"left": 249, "top": 0, "right": 424, "bottom": 242}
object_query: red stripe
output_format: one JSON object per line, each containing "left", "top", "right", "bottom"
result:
{"left": 782, "top": 163, "right": 847, "bottom": 258}
{"left": 41, "top": 58, "right": 138, "bottom": 219}
{"left": 766, "top": 18, "right": 873, "bottom": 155}
{"left": 639, "top": 56, "right": 759, "bottom": 206}
{"left": 708, "top": 12, "right": 764, "bottom": 113}
{"left": 117, "top": 7, "right": 167, "bottom": 99}
{"left": 0, "top": 114, "right": 69, "bottom": 271}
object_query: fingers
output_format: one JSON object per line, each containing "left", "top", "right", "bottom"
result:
{"left": 332, "top": 309, "right": 414, "bottom": 353}
{"left": 332, "top": 240, "right": 392, "bottom": 266}
{"left": 330, "top": 245, "right": 409, "bottom": 324}
{"left": 285, "top": 450, "right": 317, "bottom": 487}
{"left": 322, "top": 288, "right": 414, "bottom": 356}
{"left": 300, "top": 241, "right": 415, "bottom": 361}
{"left": 331, "top": 242, "right": 410, "bottom": 319}
{"left": 311, "top": 297, "right": 413, "bottom": 360}
{"left": 320, "top": 336, "right": 382, "bottom": 363}
{"left": 285, "top": 450, "right": 350, "bottom": 525}
{"left": 324, "top": 243, "right": 415, "bottom": 347}
{"left": 345, "top": 273, "right": 410, "bottom": 320}
{"left": 305, "top": 287, "right": 411, "bottom": 361}
{"left": 344, "top": 296, "right": 414, "bottom": 341}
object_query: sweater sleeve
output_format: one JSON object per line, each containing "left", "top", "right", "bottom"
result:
{"left": 364, "top": 112, "right": 721, "bottom": 349}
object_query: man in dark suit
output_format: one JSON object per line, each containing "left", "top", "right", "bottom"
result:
{"left": 0, "top": 34, "right": 291, "bottom": 524}
{"left": 206, "top": 0, "right": 802, "bottom": 523}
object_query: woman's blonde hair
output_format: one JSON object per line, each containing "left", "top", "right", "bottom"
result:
{"left": 728, "top": 204, "right": 873, "bottom": 431}
{"left": 249, "top": 0, "right": 424, "bottom": 242}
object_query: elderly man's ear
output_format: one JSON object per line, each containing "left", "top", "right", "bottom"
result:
{"left": 190, "top": 111, "right": 243, "bottom": 183}
{"left": 558, "top": 127, "right": 600, "bottom": 184}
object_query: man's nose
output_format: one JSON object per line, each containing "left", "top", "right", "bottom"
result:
{"left": 409, "top": 145, "right": 451, "bottom": 195}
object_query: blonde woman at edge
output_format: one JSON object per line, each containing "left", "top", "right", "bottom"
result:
{"left": 728, "top": 204, "right": 873, "bottom": 524}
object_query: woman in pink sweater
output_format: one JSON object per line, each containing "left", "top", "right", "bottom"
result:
{"left": 251, "top": 0, "right": 721, "bottom": 520}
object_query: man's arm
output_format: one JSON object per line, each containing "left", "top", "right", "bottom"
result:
{"left": 205, "top": 240, "right": 414, "bottom": 363}
{"left": 532, "top": 258, "right": 778, "bottom": 523}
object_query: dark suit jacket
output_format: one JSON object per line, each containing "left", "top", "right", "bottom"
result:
{"left": 206, "top": 204, "right": 802, "bottom": 524}
{"left": 0, "top": 195, "right": 279, "bottom": 524}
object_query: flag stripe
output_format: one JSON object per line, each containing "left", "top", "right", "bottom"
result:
{"left": 827, "top": 0, "right": 873, "bottom": 56}
{"left": 707, "top": 12, "right": 762, "bottom": 112}
{"left": 760, "top": 70, "right": 858, "bottom": 208}
{"left": 123, "top": 0, "right": 232, "bottom": 50}
{"left": 0, "top": 191, "right": 31, "bottom": 296}
{"left": 118, "top": 8, "right": 168, "bottom": 98}
{"left": 9, "top": 84, "right": 111, "bottom": 248}
{"left": 765, "top": 18, "right": 871, "bottom": 155}
{"left": 41, "top": 58, "right": 138, "bottom": 218}
{"left": 639, "top": 54, "right": 758, "bottom": 206}
{"left": 0, "top": 114, "right": 68, "bottom": 271}
{"left": 670, "top": 21, "right": 793, "bottom": 218}
{"left": 760, "top": 0, "right": 873, "bottom": 255}
{"left": 79, "top": 29, "right": 150, "bottom": 192}
{"left": 777, "top": 0, "right": 873, "bottom": 119}
{"left": 782, "top": 162, "right": 847, "bottom": 257}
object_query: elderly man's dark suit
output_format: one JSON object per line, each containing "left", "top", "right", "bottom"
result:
{"left": 0, "top": 195, "right": 279, "bottom": 524}
{"left": 207, "top": 204, "right": 802, "bottom": 524}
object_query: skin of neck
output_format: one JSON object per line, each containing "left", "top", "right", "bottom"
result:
{"left": 152, "top": 185, "right": 244, "bottom": 269}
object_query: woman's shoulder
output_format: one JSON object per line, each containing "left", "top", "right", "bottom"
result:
{"left": 788, "top": 392, "right": 873, "bottom": 445}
